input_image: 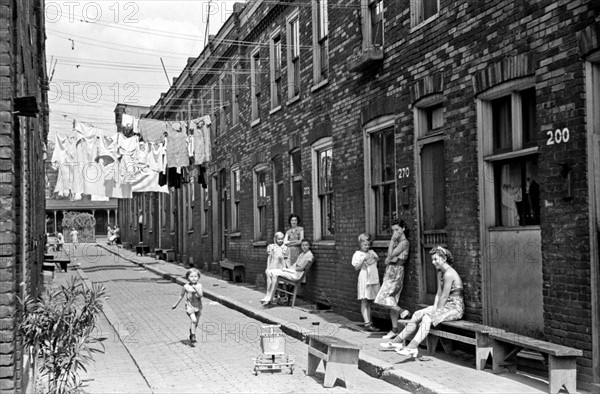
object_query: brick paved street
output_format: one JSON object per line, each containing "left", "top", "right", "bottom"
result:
{"left": 60, "top": 245, "right": 403, "bottom": 393}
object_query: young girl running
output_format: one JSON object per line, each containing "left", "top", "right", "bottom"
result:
{"left": 172, "top": 268, "right": 204, "bottom": 343}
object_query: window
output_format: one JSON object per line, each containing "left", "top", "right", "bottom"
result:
{"left": 361, "top": 0, "right": 383, "bottom": 49}
{"left": 169, "top": 189, "right": 175, "bottom": 232}
{"left": 479, "top": 81, "right": 540, "bottom": 227}
{"left": 231, "top": 62, "right": 239, "bottom": 125}
{"left": 251, "top": 48, "right": 261, "bottom": 123}
{"left": 411, "top": 0, "right": 439, "bottom": 28}
{"left": 148, "top": 195, "right": 153, "bottom": 231}
{"left": 312, "top": 0, "right": 329, "bottom": 85}
{"left": 161, "top": 194, "right": 167, "bottom": 229}
{"left": 142, "top": 194, "right": 147, "bottom": 228}
{"left": 201, "top": 188, "right": 208, "bottom": 235}
{"left": 286, "top": 11, "right": 301, "bottom": 100}
{"left": 273, "top": 156, "right": 285, "bottom": 233}
{"left": 254, "top": 166, "right": 269, "bottom": 241}
{"left": 186, "top": 184, "right": 194, "bottom": 232}
{"left": 132, "top": 197, "right": 137, "bottom": 229}
{"left": 312, "top": 138, "right": 334, "bottom": 240}
{"left": 270, "top": 31, "right": 282, "bottom": 110}
{"left": 230, "top": 166, "right": 241, "bottom": 233}
{"left": 365, "top": 123, "right": 396, "bottom": 238}
{"left": 212, "top": 83, "right": 220, "bottom": 136}
{"left": 290, "top": 148, "right": 303, "bottom": 219}
{"left": 219, "top": 74, "right": 227, "bottom": 132}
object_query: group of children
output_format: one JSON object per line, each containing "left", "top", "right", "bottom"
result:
{"left": 171, "top": 218, "right": 464, "bottom": 359}
{"left": 47, "top": 228, "right": 78, "bottom": 252}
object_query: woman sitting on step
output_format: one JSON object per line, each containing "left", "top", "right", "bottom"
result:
{"left": 380, "top": 246, "right": 464, "bottom": 357}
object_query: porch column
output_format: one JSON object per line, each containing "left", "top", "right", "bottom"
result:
{"left": 53, "top": 210, "right": 57, "bottom": 234}
{"left": 106, "top": 209, "right": 110, "bottom": 226}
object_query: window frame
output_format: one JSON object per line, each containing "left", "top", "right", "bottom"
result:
{"left": 410, "top": 0, "right": 440, "bottom": 30}
{"left": 186, "top": 183, "right": 194, "bottom": 232}
{"left": 272, "top": 155, "right": 285, "bottom": 233}
{"left": 269, "top": 29, "right": 283, "bottom": 111}
{"left": 477, "top": 77, "right": 540, "bottom": 229}
{"left": 363, "top": 116, "right": 397, "bottom": 240}
{"left": 311, "top": 137, "right": 334, "bottom": 241}
{"left": 286, "top": 9, "right": 301, "bottom": 101}
{"left": 230, "top": 165, "right": 241, "bottom": 234}
{"left": 253, "top": 164, "right": 270, "bottom": 242}
{"left": 200, "top": 187, "right": 208, "bottom": 236}
{"left": 169, "top": 189, "right": 176, "bottom": 233}
{"left": 231, "top": 61, "right": 239, "bottom": 126}
{"left": 311, "top": 0, "right": 329, "bottom": 87}
{"left": 361, "top": 0, "right": 384, "bottom": 50}
{"left": 250, "top": 47, "right": 261, "bottom": 124}
{"left": 289, "top": 148, "right": 303, "bottom": 219}
{"left": 219, "top": 73, "right": 227, "bottom": 133}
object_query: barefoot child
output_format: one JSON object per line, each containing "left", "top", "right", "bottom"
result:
{"left": 352, "top": 233, "right": 380, "bottom": 332}
{"left": 172, "top": 268, "right": 203, "bottom": 343}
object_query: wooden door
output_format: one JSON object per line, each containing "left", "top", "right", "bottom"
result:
{"left": 418, "top": 140, "right": 446, "bottom": 304}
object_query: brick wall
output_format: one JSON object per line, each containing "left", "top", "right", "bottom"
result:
{"left": 0, "top": 0, "right": 48, "bottom": 392}
{"left": 144, "top": 0, "right": 600, "bottom": 386}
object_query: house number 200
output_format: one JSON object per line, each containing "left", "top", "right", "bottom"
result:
{"left": 546, "top": 128, "right": 570, "bottom": 145}
{"left": 398, "top": 167, "right": 410, "bottom": 178}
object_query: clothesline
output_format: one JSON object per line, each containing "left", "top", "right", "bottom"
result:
{"left": 51, "top": 116, "right": 212, "bottom": 201}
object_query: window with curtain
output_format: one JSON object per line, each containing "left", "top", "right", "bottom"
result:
{"left": 312, "top": 0, "right": 329, "bottom": 84}
{"left": 312, "top": 139, "right": 334, "bottom": 240}
{"left": 251, "top": 49, "right": 261, "bottom": 122}
{"left": 482, "top": 86, "right": 540, "bottom": 227}
{"left": 270, "top": 32, "right": 282, "bottom": 109}
{"left": 370, "top": 127, "right": 396, "bottom": 238}
{"left": 254, "top": 168, "right": 268, "bottom": 240}
{"left": 290, "top": 148, "right": 303, "bottom": 219}
{"left": 287, "top": 12, "right": 301, "bottom": 99}
{"left": 231, "top": 166, "right": 241, "bottom": 233}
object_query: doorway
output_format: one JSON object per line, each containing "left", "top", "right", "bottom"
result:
{"left": 417, "top": 139, "right": 447, "bottom": 304}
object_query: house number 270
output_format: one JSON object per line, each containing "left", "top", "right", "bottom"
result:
{"left": 398, "top": 167, "right": 410, "bottom": 178}
{"left": 546, "top": 128, "right": 570, "bottom": 145}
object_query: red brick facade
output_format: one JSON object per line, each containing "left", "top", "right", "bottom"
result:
{"left": 0, "top": 0, "right": 49, "bottom": 392}
{"left": 118, "top": 1, "right": 600, "bottom": 388}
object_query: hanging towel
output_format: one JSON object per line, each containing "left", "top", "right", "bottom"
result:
{"left": 166, "top": 121, "right": 190, "bottom": 168}
{"left": 138, "top": 118, "right": 167, "bottom": 143}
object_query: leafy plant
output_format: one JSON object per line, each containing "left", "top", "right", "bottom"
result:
{"left": 19, "top": 277, "right": 107, "bottom": 393}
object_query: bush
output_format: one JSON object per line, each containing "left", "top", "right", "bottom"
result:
{"left": 62, "top": 212, "right": 96, "bottom": 243}
{"left": 19, "top": 277, "right": 107, "bottom": 393}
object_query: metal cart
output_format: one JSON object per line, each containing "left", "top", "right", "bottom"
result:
{"left": 252, "top": 325, "right": 295, "bottom": 375}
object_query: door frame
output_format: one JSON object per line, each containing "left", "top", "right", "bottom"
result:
{"left": 413, "top": 95, "right": 447, "bottom": 305}
{"left": 585, "top": 55, "right": 600, "bottom": 386}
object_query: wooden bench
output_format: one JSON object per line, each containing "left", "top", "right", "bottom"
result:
{"left": 306, "top": 334, "right": 360, "bottom": 388}
{"left": 42, "top": 262, "right": 55, "bottom": 275}
{"left": 135, "top": 244, "right": 150, "bottom": 256}
{"left": 47, "top": 258, "right": 70, "bottom": 273}
{"left": 426, "top": 320, "right": 496, "bottom": 370}
{"left": 220, "top": 261, "right": 245, "bottom": 282}
{"left": 164, "top": 249, "right": 175, "bottom": 262}
{"left": 489, "top": 330, "right": 582, "bottom": 394}
{"left": 275, "top": 259, "right": 315, "bottom": 307}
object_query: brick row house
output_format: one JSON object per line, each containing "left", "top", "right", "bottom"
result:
{"left": 0, "top": 0, "right": 49, "bottom": 392}
{"left": 118, "top": 0, "right": 600, "bottom": 388}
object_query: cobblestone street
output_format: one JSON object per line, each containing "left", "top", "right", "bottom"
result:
{"left": 62, "top": 246, "right": 402, "bottom": 393}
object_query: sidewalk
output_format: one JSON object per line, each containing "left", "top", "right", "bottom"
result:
{"left": 87, "top": 244, "right": 564, "bottom": 394}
